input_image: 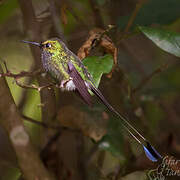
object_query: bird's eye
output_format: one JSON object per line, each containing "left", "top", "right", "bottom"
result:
{"left": 45, "top": 43, "right": 51, "bottom": 48}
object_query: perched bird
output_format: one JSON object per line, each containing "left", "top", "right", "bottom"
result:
{"left": 22, "top": 38, "right": 162, "bottom": 162}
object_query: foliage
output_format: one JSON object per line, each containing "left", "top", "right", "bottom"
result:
{"left": 83, "top": 54, "right": 113, "bottom": 87}
{"left": 139, "top": 26, "right": 180, "bottom": 57}
{"left": 118, "top": 0, "right": 180, "bottom": 29}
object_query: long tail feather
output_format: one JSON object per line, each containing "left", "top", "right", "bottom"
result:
{"left": 90, "top": 84, "right": 162, "bottom": 162}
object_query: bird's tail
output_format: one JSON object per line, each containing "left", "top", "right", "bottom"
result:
{"left": 90, "top": 84, "right": 162, "bottom": 162}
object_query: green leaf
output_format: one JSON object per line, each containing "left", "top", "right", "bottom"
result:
{"left": 139, "top": 26, "right": 180, "bottom": 57}
{"left": 118, "top": 0, "right": 180, "bottom": 29}
{"left": 83, "top": 54, "right": 113, "bottom": 88}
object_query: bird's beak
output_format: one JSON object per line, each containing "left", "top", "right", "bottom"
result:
{"left": 21, "top": 40, "right": 41, "bottom": 47}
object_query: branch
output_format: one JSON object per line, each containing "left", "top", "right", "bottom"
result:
{"left": 125, "top": 0, "right": 146, "bottom": 32}
{"left": 66, "top": 4, "right": 89, "bottom": 29}
{"left": 88, "top": 0, "right": 104, "bottom": 28}
{"left": 22, "top": 114, "right": 60, "bottom": 130}
{"left": 120, "top": 0, "right": 147, "bottom": 40}
{"left": 19, "top": 0, "right": 57, "bottom": 124}
{"left": 0, "top": 61, "right": 42, "bottom": 78}
{"left": 15, "top": 79, "right": 54, "bottom": 92}
{"left": 133, "top": 63, "right": 169, "bottom": 94}
{"left": 18, "top": 66, "right": 36, "bottom": 110}
{"left": 0, "top": 65, "right": 55, "bottom": 180}
{"left": 0, "top": 62, "right": 54, "bottom": 91}
{"left": 49, "top": 0, "right": 66, "bottom": 42}
{"left": 91, "top": 25, "right": 115, "bottom": 50}
{"left": 40, "top": 131, "right": 61, "bottom": 162}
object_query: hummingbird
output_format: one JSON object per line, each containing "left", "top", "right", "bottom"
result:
{"left": 22, "top": 38, "right": 162, "bottom": 162}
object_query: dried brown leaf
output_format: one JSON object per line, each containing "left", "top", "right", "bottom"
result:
{"left": 77, "top": 28, "right": 117, "bottom": 77}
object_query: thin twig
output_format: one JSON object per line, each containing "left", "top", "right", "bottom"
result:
{"left": 15, "top": 79, "right": 54, "bottom": 91}
{"left": 18, "top": 65, "right": 37, "bottom": 110}
{"left": 91, "top": 25, "right": 115, "bottom": 50}
{"left": 66, "top": 4, "right": 89, "bottom": 29}
{"left": 133, "top": 63, "right": 169, "bottom": 94}
{"left": 120, "top": 0, "right": 147, "bottom": 41}
{"left": 22, "top": 114, "right": 60, "bottom": 130}
{"left": 40, "top": 131, "right": 61, "bottom": 162}
{"left": 86, "top": 143, "right": 100, "bottom": 165}
{"left": 0, "top": 62, "right": 42, "bottom": 78}
{"left": 40, "top": 129, "right": 81, "bottom": 162}
{"left": 0, "top": 62, "right": 55, "bottom": 91}
{"left": 49, "top": 0, "right": 66, "bottom": 42}
{"left": 88, "top": 0, "right": 104, "bottom": 28}
{"left": 124, "top": 0, "right": 146, "bottom": 33}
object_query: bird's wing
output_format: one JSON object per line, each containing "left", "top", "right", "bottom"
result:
{"left": 67, "top": 61, "right": 92, "bottom": 106}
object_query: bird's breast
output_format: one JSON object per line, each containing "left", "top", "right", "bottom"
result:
{"left": 41, "top": 51, "right": 63, "bottom": 80}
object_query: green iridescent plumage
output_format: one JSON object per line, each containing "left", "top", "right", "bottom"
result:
{"left": 40, "top": 38, "right": 93, "bottom": 92}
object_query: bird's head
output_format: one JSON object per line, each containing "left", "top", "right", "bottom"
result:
{"left": 22, "top": 38, "right": 64, "bottom": 55}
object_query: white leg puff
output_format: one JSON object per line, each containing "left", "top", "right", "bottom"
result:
{"left": 60, "top": 78, "right": 76, "bottom": 91}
